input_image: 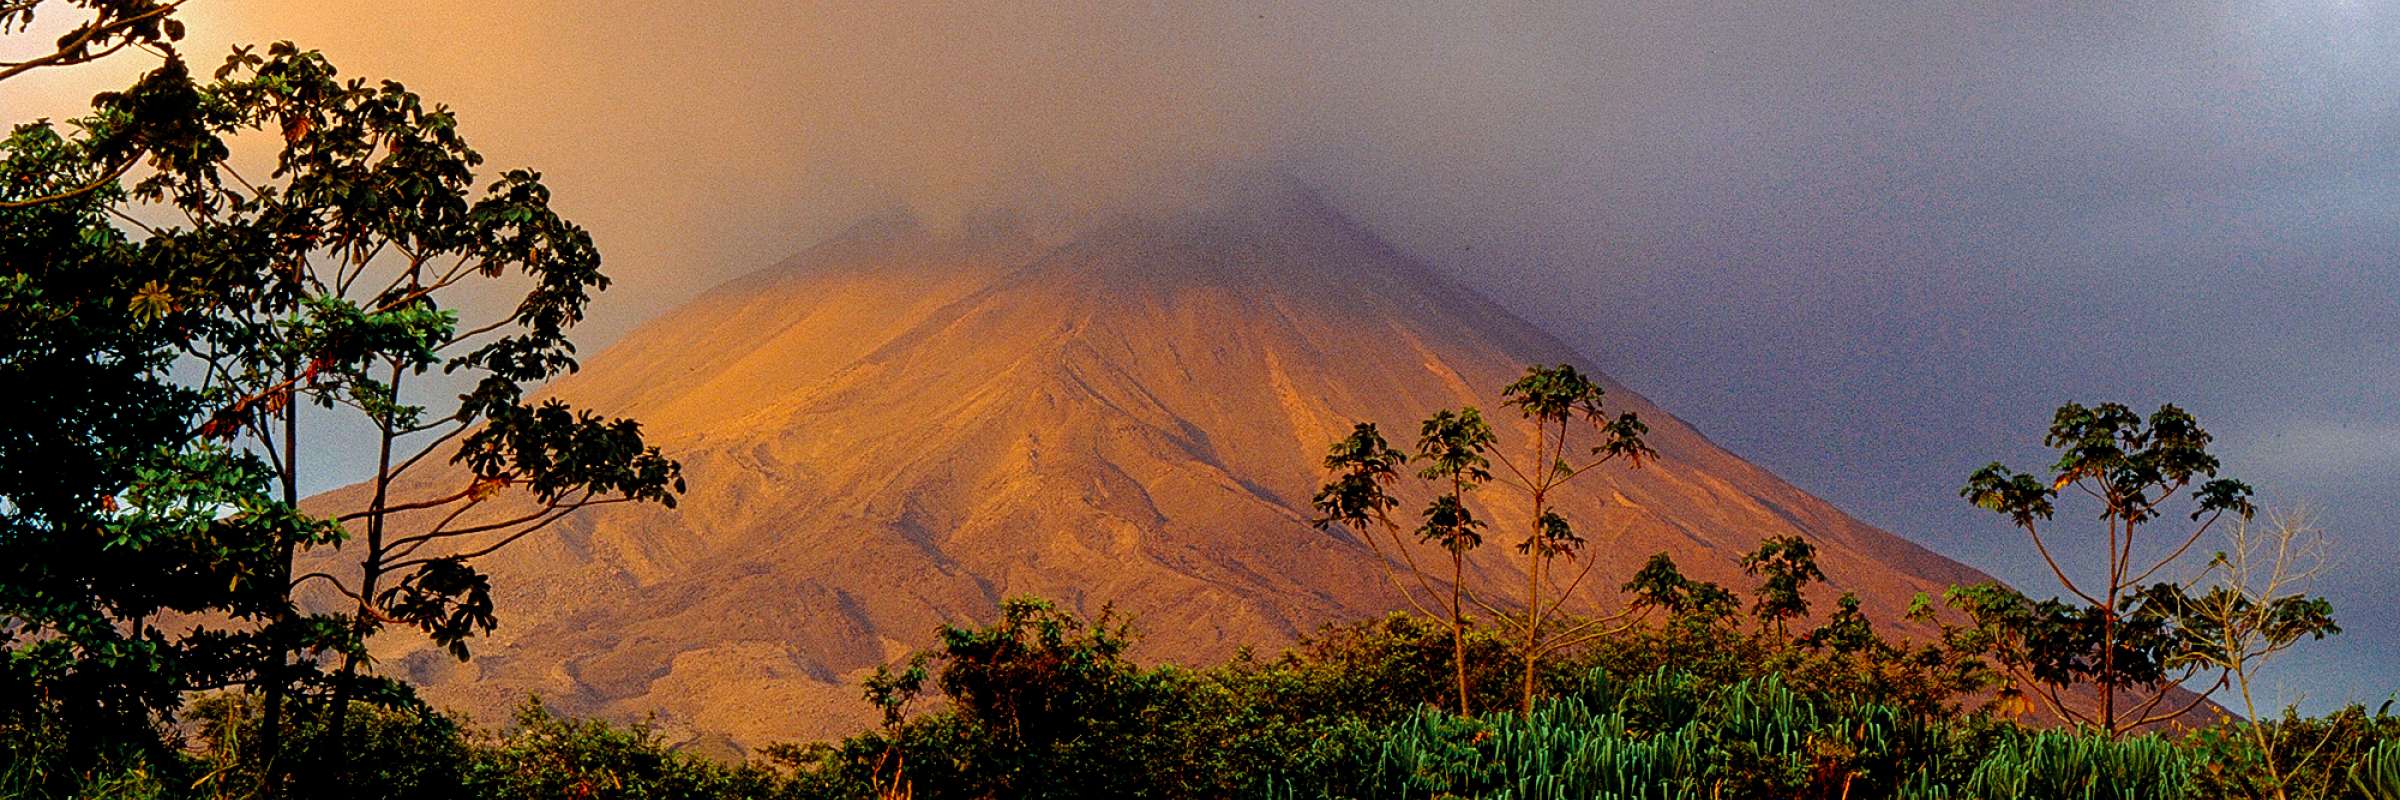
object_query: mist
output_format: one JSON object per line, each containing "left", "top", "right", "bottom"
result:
{"left": 6, "top": 0, "right": 2396, "bottom": 711}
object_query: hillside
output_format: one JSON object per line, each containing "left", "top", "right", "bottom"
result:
{"left": 315, "top": 190, "right": 1992, "bottom": 750}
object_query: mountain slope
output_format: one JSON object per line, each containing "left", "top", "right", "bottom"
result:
{"left": 333, "top": 191, "right": 1992, "bottom": 749}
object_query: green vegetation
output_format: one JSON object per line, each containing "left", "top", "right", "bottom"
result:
{"left": 0, "top": 3, "right": 2392, "bottom": 799}
{"left": 1313, "top": 364, "right": 1655, "bottom": 718}
{"left": 2, "top": 2, "right": 677, "bottom": 795}
{"left": 6, "top": 594, "right": 2396, "bottom": 799}
{"left": 1957, "top": 403, "right": 2332, "bottom": 737}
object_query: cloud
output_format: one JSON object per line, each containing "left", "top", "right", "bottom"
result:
{"left": 5, "top": 0, "right": 2398, "bottom": 713}
{"left": 2234, "top": 420, "right": 2400, "bottom": 488}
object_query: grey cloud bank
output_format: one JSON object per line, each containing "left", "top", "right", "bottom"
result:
{"left": 5, "top": 0, "right": 2393, "bottom": 711}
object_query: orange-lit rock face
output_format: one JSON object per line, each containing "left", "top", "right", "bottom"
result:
{"left": 320, "top": 192, "right": 1991, "bottom": 751}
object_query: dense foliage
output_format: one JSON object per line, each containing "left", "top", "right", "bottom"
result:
{"left": 1959, "top": 403, "right": 2338, "bottom": 737}
{"left": 2, "top": 4, "right": 2391, "bottom": 800}
{"left": 1, "top": 5, "right": 681, "bottom": 795}
{"left": 6, "top": 595, "right": 2395, "bottom": 799}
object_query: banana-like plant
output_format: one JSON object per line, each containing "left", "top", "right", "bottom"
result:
{"left": 2353, "top": 738, "right": 2400, "bottom": 800}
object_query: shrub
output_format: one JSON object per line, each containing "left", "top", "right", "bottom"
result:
{"left": 463, "top": 700, "right": 781, "bottom": 800}
{"left": 0, "top": 715, "right": 173, "bottom": 800}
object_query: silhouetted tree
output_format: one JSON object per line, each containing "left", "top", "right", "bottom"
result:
{"left": 1, "top": 15, "right": 683, "bottom": 792}
{"left": 1740, "top": 534, "right": 1825, "bottom": 638}
{"left": 0, "top": 1, "right": 186, "bottom": 86}
{"left": 1960, "top": 402, "right": 2257, "bottom": 735}
{"left": 1313, "top": 364, "right": 1652, "bottom": 717}
{"left": 177, "top": 43, "right": 683, "bottom": 789}
{"left": 0, "top": 1, "right": 323, "bottom": 782}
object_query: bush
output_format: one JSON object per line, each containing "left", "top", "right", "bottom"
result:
{"left": 461, "top": 700, "right": 782, "bottom": 800}
{"left": 9, "top": 598, "right": 2393, "bottom": 800}
{"left": 186, "top": 692, "right": 469, "bottom": 800}
{"left": 0, "top": 715, "right": 172, "bottom": 800}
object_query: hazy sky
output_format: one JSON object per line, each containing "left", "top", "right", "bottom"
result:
{"left": 7, "top": 1, "right": 2395, "bottom": 710}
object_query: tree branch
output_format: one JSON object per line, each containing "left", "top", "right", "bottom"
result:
{"left": 2023, "top": 518, "right": 2102, "bottom": 606}
{"left": 386, "top": 496, "right": 631, "bottom": 570}
{"left": 0, "top": 0, "right": 185, "bottom": 83}
{"left": 0, "top": 157, "right": 134, "bottom": 209}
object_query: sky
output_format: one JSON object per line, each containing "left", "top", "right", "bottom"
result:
{"left": 5, "top": 1, "right": 2395, "bottom": 711}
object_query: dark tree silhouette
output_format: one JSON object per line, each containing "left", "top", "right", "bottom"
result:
{"left": 1961, "top": 402, "right": 2256, "bottom": 735}
{"left": 1, "top": 12, "right": 682, "bottom": 792}
{"left": 1312, "top": 364, "right": 1653, "bottom": 716}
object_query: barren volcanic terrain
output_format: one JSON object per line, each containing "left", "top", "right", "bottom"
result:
{"left": 317, "top": 191, "right": 1993, "bottom": 751}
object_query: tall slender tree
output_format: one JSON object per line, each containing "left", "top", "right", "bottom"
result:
{"left": 1312, "top": 364, "right": 1652, "bottom": 717}
{"left": 1962, "top": 402, "right": 2254, "bottom": 735}
{"left": 1490, "top": 365, "right": 1652, "bottom": 715}
{"left": 1315, "top": 411, "right": 1493, "bottom": 715}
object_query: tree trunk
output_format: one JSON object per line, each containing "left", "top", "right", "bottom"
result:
{"left": 1521, "top": 491, "right": 1544, "bottom": 718}
{"left": 318, "top": 364, "right": 402, "bottom": 787}
{"left": 260, "top": 376, "right": 299, "bottom": 797}
{"left": 1452, "top": 550, "right": 1470, "bottom": 716}
{"left": 2100, "top": 604, "right": 2117, "bottom": 735}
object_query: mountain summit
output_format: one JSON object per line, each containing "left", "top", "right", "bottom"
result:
{"left": 341, "top": 191, "right": 1989, "bottom": 749}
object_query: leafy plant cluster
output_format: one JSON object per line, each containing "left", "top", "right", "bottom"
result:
{"left": 2, "top": 3, "right": 680, "bottom": 795}
{"left": 16, "top": 590, "right": 2392, "bottom": 800}
{"left": 3, "top": 694, "right": 785, "bottom": 800}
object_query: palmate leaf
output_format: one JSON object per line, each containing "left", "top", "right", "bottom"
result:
{"left": 1416, "top": 493, "right": 1485, "bottom": 554}
{"left": 376, "top": 558, "right": 496, "bottom": 661}
{"left": 1311, "top": 422, "right": 1403, "bottom": 533}
{"left": 1501, "top": 363, "right": 1605, "bottom": 424}
{"left": 126, "top": 279, "right": 173, "bottom": 321}
{"left": 1414, "top": 406, "right": 1494, "bottom": 484}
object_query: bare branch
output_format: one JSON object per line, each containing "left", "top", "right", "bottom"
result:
{"left": 2124, "top": 510, "right": 2228, "bottom": 588}
{"left": 2024, "top": 518, "right": 2102, "bottom": 606}
{"left": 387, "top": 496, "right": 632, "bottom": 571}
{"left": 334, "top": 486, "right": 473, "bottom": 523}
{"left": 288, "top": 571, "right": 356, "bottom": 600}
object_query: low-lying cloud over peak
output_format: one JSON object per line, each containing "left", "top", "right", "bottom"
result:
{"left": 6, "top": 0, "right": 2395, "bottom": 710}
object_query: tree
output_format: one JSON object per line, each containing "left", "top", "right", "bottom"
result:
{"left": 1961, "top": 402, "right": 2255, "bottom": 735}
{"left": 857, "top": 653, "right": 930, "bottom": 800}
{"left": 163, "top": 42, "right": 684, "bottom": 789}
{"left": 0, "top": 0, "right": 330, "bottom": 783}
{"left": 1492, "top": 365, "right": 1655, "bottom": 716}
{"left": 0, "top": 1, "right": 187, "bottom": 84}
{"left": 2177, "top": 505, "right": 2341, "bottom": 798}
{"left": 1622, "top": 552, "right": 1739, "bottom": 631}
{"left": 1740, "top": 534, "right": 1825, "bottom": 638}
{"left": 1, "top": 15, "right": 683, "bottom": 792}
{"left": 1314, "top": 413, "right": 1491, "bottom": 715}
{"left": 1312, "top": 364, "right": 1653, "bottom": 717}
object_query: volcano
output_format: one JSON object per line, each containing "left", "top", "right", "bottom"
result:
{"left": 335, "top": 189, "right": 1992, "bottom": 750}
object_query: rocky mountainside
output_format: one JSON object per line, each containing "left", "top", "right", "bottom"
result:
{"left": 319, "top": 190, "right": 1992, "bottom": 751}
